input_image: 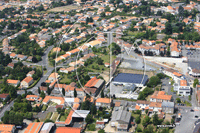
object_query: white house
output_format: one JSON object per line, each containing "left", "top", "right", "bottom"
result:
{"left": 173, "top": 80, "right": 190, "bottom": 96}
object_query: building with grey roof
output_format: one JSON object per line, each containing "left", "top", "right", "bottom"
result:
{"left": 40, "top": 122, "right": 55, "bottom": 133}
{"left": 162, "top": 101, "right": 174, "bottom": 114}
{"left": 112, "top": 73, "right": 148, "bottom": 87}
{"left": 111, "top": 110, "right": 131, "bottom": 132}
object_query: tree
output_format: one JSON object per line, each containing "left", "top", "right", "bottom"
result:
{"left": 88, "top": 124, "right": 95, "bottom": 131}
{"left": 186, "top": 0, "right": 190, "bottom": 4}
{"left": 142, "top": 115, "right": 150, "bottom": 128}
{"left": 100, "top": 12, "right": 106, "bottom": 17}
{"left": 166, "top": 45, "right": 170, "bottom": 57}
{"left": 40, "top": 91, "right": 45, "bottom": 99}
{"left": 32, "top": 56, "right": 38, "bottom": 63}
{"left": 178, "top": 5, "right": 184, "bottom": 20}
{"left": 145, "top": 109, "right": 149, "bottom": 114}
{"left": 143, "top": 125, "right": 154, "bottom": 133}
{"left": 165, "top": 22, "right": 172, "bottom": 35}
{"left": 38, "top": 87, "right": 41, "bottom": 94}
{"left": 62, "top": 88, "right": 65, "bottom": 96}
{"left": 85, "top": 114, "right": 93, "bottom": 124}
{"left": 176, "top": 98, "right": 181, "bottom": 103}
{"left": 57, "top": 107, "right": 62, "bottom": 114}
{"left": 101, "top": 91, "right": 104, "bottom": 98}
{"left": 135, "top": 116, "right": 141, "bottom": 124}
{"left": 98, "top": 129, "right": 105, "bottom": 133}
{"left": 74, "top": 88, "right": 77, "bottom": 97}
{"left": 109, "top": 43, "right": 121, "bottom": 55}
{"left": 156, "top": 73, "right": 165, "bottom": 79}
{"left": 2, "top": 111, "right": 9, "bottom": 124}
{"left": 47, "top": 87, "right": 51, "bottom": 95}
{"left": 153, "top": 113, "right": 159, "bottom": 125}
{"left": 147, "top": 76, "right": 161, "bottom": 87}
{"left": 90, "top": 103, "right": 97, "bottom": 115}
{"left": 193, "top": 78, "right": 199, "bottom": 88}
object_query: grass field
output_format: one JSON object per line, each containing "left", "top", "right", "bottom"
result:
{"left": 47, "top": 5, "right": 81, "bottom": 12}
{"left": 59, "top": 115, "right": 66, "bottom": 121}
{"left": 45, "top": 112, "right": 52, "bottom": 120}
{"left": 60, "top": 74, "right": 71, "bottom": 84}
{"left": 51, "top": 112, "right": 59, "bottom": 122}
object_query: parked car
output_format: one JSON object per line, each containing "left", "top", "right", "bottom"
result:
{"left": 190, "top": 109, "right": 194, "bottom": 112}
{"left": 195, "top": 115, "right": 199, "bottom": 118}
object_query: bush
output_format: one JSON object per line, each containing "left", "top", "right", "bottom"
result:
{"left": 137, "top": 126, "right": 142, "bottom": 132}
{"left": 88, "top": 124, "right": 96, "bottom": 131}
{"left": 44, "top": 119, "right": 54, "bottom": 123}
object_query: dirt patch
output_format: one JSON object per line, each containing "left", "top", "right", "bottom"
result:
{"left": 48, "top": 5, "right": 81, "bottom": 12}
{"left": 164, "top": 114, "right": 172, "bottom": 122}
{"left": 117, "top": 68, "right": 156, "bottom": 78}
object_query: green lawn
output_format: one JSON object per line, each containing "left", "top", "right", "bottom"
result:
{"left": 42, "top": 105, "right": 47, "bottom": 111}
{"left": 60, "top": 74, "right": 71, "bottom": 84}
{"left": 51, "top": 112, "right": 59, "bottom": 122}
{"left": 137, "top": 114, "right": 145, "bottom": 130}
{"left": 98, "top": 54, "right": 116, "bottom": 64}
{"left": 128, "top": 31, "right": 139, "bottom": 36}
{"left": 59, "top": 115, "right": 66, "bottom": 121}
{"left": 43, "top": 70, "right": 47, "bottom": 75}
{"left": 184, "top": 101, "right": 192, "bottom": 107}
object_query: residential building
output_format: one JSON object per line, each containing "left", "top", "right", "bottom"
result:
{"left": 95, "top": 98, "right": 112, "bottom": 109}
{"left": 0, "top": 93, "right": 9, "bottom": 101}
{"left": 42, "top": 96, "right": 65, "bottom": 105}
{"left": 26, "top": 95, "right": 42, "bottom": 103}
{"left": 0, "top": 124, "right": 15, "bottom": 133}
{"left": 7, "top": 79, "right": 20, "bottom": 87}
{"left": 84, "top": 77, "right": 105, "bottom": 96}
{"left": 162, "top": 101, "right": 174, "bottom": 114}
{"left": 174, "top": 80, "right": 191, "bottom": 96}
{"left": 20, "top": 76, "right": 34, "bottom": 89}
{"left": 149, "top": 102, "right": 162, "bottom": 114}
{"left": 26, "top": 70, "right": 35, "bottom": 77}
{"left": 48, "top": 72, "right": 59, "bottom": 82}
{"left": 135, "top": 100, "right": 150, "bottom": 111}
{"left": 190, "top": 68, "right": 200, "bottom": 77}
{"left": 150, "top": 91, "right": 172, "bottom": 102}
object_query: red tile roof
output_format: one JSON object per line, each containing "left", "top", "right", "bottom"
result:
{"left": 56, "top": 127, "right": 82, "bottom": 133}
{"left": 84, "top": 77, "right": 100, "bottom": 88}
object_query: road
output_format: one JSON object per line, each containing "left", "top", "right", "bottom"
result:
{"left": 17, "top": 45, "right": 55, "bottom": 95}
{"left": 0, "top": 100, "right": 14, "bottom": 120}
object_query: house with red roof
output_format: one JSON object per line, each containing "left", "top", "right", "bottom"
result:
{"left": 26, "top": 95, "right": 42, "bottom": 103}
{"left": 0, "top": 93, "right": 9, "bottom": 101}
{"left": 84, "top": 77, "right": 105, "bottom": 96}
{"left": 7, "top": 79, "right": 20, "bottom": 87}
{"left": 95, "top": 98, "right": 112, "bottom": 109}
{"left": 20, "top": 76, "right": 34, "bottom": 89}
{"left": 150, "top": 91, "right": 172, "bottom": 102}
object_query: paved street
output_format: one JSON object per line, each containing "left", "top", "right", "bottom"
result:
{"left": 0, "top": 100, "right": 14, "bottom": 120}
{"left": 175, "top": 107, "right": 200, "bottom": 133}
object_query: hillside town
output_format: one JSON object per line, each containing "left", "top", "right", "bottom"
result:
{"left": 0, "top": 0, "right": 200, "bottom": 133}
